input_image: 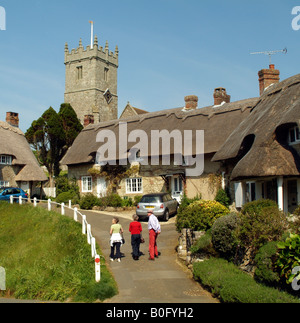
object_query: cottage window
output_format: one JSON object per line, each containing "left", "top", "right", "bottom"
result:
{"left": 0, "top": 181, "right": 9, "bottom": 187}
{"left": 0, "top": 155, "right": 12, "bottom": 165}
{"left": 289, "top": 126, "right": 300, "bottom": 144}
{"left": 82, "top": 176, "right": 92, "bottom": 193}
{"left": 126, "top": 178, "right": 143, "bottom": 194}
{"left": 246, "top": 182, "right": 256, "bottom": 203}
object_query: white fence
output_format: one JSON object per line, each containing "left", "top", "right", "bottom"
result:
{"left": 10, "top": 196, "right": 102, "bottom": 283}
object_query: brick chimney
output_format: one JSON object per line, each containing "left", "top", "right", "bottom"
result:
{"left": 258, "top": 64, "right": 280, "bottom": 96}
{"left": 184, "top": 95, "right": 198, "bottom": 110}
{"left": 213, "top": 88, "right": 231, "bottom": 106}
{"left": 83, "top": 115, "right": 94, "bottom": 127}
{"left": 6, "top": 112, "right": 19, "bottom": 127}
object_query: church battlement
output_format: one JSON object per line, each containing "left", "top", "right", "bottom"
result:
{"left": 64, "top": 34, "right": 119, "bottom": 125}
{"left": 64, "top": 36, "right": 119, "bottom": 67}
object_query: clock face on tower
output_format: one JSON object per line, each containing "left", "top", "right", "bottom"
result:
{"left": 103, "top": 88, "right": 113, "bottom": 104}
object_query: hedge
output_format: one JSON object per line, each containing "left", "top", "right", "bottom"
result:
{"left": 193, "top": 258, "right": 300, "bottom": 303}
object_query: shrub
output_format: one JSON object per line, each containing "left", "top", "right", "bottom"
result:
{"left": 79, "top": 194, "right": 99, "bottom": 210}
{"left": 55, "top": 174, "right": 79, "bottom": 197}
{"left": 133, "top": 195, "right": 142, "bottom": 206}
{"left": 105, "top": 193, "right": 123, "bottom": 208}
{"left": 178, "top": 194, "right": 201, "bottom": 213}
{"left": 215, "top": 189, "right": 231, "bottom": 208}
{"left": 276, "top": 234, "right": 300, "bottom": 287}
{"left": 211, "top": 213, "right": 241, "bottom": 261}
{"left": 254, "top": 241, "right": 280, "bottom": 287}
{"left": 122, "top": 197, "right": 133, "bottom": 207}
{"left": 293, "top": 205, "right": 300, "bottom": 216}
{"left": 238, "top": 206, "right": 288, "bottom": 254}
{"left": 56, "top": 191, "right": 79, "bottom": 204}
{"left": 241, "top": 199, "right": 278, "bottom": 215}
{"left": 176, "top": 200, "right": 229, "bottom": 232}
{"left": 193, "top": 258, "right": 300, "bottom": 303}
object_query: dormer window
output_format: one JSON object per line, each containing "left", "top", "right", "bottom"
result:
{"left": 0, "top": 155, "right": 12, "bottom": 165}
{"left": 289, "top": 126, "right": 300, "bottom": 144}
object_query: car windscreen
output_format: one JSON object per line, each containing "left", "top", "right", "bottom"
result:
{"left": 140, "top": 196, "right": 162, "bottom": 204}
{"left": 0, "top": 188, "right": 5, "bottom": 194}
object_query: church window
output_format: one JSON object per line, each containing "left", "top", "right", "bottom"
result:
{"left": 77, "top": 66, "right": 83, "bottom": 80}
{"left": 104, "top": 67, "right": 109, "bottom": 82}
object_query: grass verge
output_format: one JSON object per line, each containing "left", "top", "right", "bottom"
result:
{"left": 193, "top": 258, "right": 300, "bottom": 303}
{"left": 0, "top": 202, "right": 117, "bottom": 302}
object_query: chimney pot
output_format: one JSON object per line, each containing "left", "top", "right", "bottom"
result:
{"left": 6, "top": 112, "right": 19, "bottom": 127}
{"left": 258, "top": 65, "right": 280, "bottom": 96}
{"left": 184, "top": 95, "right": 198, "bottom": 110}
{"left": 84, "top": 115, "right": 94, "bottom": 127}
{"left": 213, "top": 88, "right": 231, "bottom": 106}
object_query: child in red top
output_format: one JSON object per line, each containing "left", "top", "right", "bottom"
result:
{"left": 129, "top": 215, "right": 143, "bottom": 260}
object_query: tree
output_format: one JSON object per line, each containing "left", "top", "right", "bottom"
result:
{"left": 25, "top": 104, "right": 82, "bottom": 187}
{"left": 58, "top": 103, "right": 83, "bottom": 147}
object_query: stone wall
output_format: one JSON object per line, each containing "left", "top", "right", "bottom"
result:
{"left": 178, "top": 229, "right": 205, "bottom": 265}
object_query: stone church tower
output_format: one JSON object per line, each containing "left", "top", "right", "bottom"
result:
{"left": 64, "top": 36, "right": 119, "bottom": 125}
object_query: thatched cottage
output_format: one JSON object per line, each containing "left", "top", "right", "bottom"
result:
{"left": 0, "top": 112, "right": 48, "bottom": 196}
{"left": 213, "top": 69, "right": 300, "bottom": 213}
{"left": 61, "top": 91, "right": 258, "bottom": 201}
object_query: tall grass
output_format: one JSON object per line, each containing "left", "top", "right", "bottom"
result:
{"left": 0, "top": 202, "right": 117, "bottom": 302}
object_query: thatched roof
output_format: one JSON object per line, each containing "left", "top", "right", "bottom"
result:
{"left": 0, "top": 121, "right": 48, "bottom": 182}
{"left": 212, "top": 73, "right": 300, "bottom": 180}
{"left": 61, "top": 97, "right": 258, "bottom": 166}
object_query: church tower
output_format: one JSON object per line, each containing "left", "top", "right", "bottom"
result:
{"left": 64, "top": 36, "right": 119, "bottom": 124}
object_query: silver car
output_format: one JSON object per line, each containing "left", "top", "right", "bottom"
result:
{"left": 136, "top": 193, "right": 178, "bottom": 221}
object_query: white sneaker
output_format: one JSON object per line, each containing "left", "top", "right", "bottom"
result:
{"left": 110, "top": 258, "right": 114, "bottom": 262}
{"left": 117, "top": 258, "right": 121, "bottom": 262}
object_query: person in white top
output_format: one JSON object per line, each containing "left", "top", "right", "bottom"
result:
{"left": 147, "top": 210, "right": 161, "bottom": 260}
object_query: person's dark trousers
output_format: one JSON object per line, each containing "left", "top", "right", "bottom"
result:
{"left": 131, "top": 234, "right": 141, "bottom": 258}
{"left": 110, "top": 242, "right": 121, "bottom": 259}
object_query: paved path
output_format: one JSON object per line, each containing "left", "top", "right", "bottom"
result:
{"left": 81, "top": 209, "right": 217, "bottom": 303}
{"left": 0, "top": 206, "right": 217, "bottom": 303}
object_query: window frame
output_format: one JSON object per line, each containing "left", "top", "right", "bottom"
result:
{"left": 126, "top": 178, "right": 143, "bottom": 194}
{"left": 0, "top": 181, "right": 9, "bottom": 187}
{"left": 289, "top": 126, "right": 300, "bottom": 144}
{"left": 0, "top": 155, "right": 12, "bottom": 165}
{"left": 81, "top": 176, "right": 93, "bottom": 193}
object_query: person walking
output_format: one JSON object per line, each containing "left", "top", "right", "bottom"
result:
{"left": 129, "top": 214, "right": 143, "bottom": 261}
{"left": 147, "top": 210, "right": 161, "bottom": 260}
{"left": 110, "top": 217, "right": 124, "bottom": 262}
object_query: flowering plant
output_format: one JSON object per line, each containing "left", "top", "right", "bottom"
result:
{"left": 176, "top": 199, "right": 229, "bottom": 232}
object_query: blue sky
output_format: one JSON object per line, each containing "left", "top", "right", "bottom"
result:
{"left": 0, "top": 0, "right": 299, "bottom": 132}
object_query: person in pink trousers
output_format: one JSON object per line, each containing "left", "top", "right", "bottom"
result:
{"left": 147, "top": 210, "right": 161, "bottom": 260}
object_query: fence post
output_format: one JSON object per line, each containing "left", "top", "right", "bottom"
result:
{"left": 82, "top": 215, "right": 86, "bottom": 235}
{"left": 87, "top": 224, "right": 91, "bottom": 245}
{"left": 19, "top": 196, "right": 22, "bottom": 205}
{"left": 61, "top": 203, "right": 65, "bottom": 216}
{"left": 10, "top": 195, "right": 13, "bottom": 204}
{"left": 74, "top": 207, "right": 78, "bottom": 222}
{"left": 48, "top": 199, "right": 51, "bottom": 212}
{"left": 91, "top": 237, "right": 96, "bottom": 258}
{"left": 68, "top": 200, "right": 72, "bottom": 208}
{"left": 95, "top": 255, "right": 101, "bottom": 283}
{"left": 33, "top": 197, "right": 37, "bottom": 207}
